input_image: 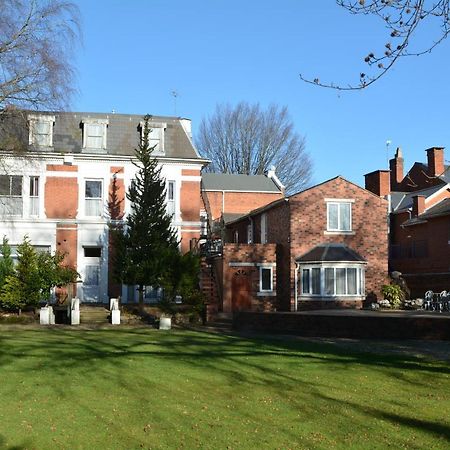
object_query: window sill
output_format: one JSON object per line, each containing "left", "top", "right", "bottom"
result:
{"left": 324, "top": 230, "right": 355, "bottom": 236}
{"left": 257, "top": 291, "right": 276, "bottom": 297}
{"left": 299, "top": 295, "right": 364, "bottom": 301}
{"left": 82, "top": 147, "right": 108, "bottom": 154}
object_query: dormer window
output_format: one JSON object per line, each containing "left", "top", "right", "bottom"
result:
{"left": 140, "top": 121, "right": 166, "bottom": 154}
{"left": 82, "top": 118, "right": 108, "bottom": 151}
{"left": 28, "top": 115, "right": 55, "bottom": 147}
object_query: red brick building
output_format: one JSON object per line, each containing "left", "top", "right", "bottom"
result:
{"left": 201, "top": 171, "right": 284, "bottom": 236}
{"left": 0, "top": 110, "right": 208, "bottom": 303}
{"left": 207, "top": 176, "right": 389, "bottom": 312}
{"left": 365, "top": 147, "right": 450, "bottom": 297}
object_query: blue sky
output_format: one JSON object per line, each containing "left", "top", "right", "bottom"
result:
{"left": 72, "top": 1, "right": 450, "bottom": 187}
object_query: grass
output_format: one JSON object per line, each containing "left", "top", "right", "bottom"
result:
{"left": 0, "top": 327, "right": 448, "bottom": 449}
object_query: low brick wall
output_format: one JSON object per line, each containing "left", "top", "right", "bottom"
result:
{"left": 233, "top": 311, "right": 450, "bottom": 340}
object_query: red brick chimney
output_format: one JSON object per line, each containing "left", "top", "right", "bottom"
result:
{"left": 364, "top": 170, "right": 390, "bottom": 197}
{"left": 389, "top": 147, "right": 404, "bottom": 190}
{"left": 426, "top": 147, "right": 444, "bottom": 177}
{"left": 412, "top": 195, "right": 425, "bottom": 217}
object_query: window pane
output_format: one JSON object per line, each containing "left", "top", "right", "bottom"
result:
{"left": 311, "top": 268, "right": 321, "bottom": 294}
{"left": 340, "top": 203, "right": 351, "bottom": 231}
{"left": 328, "top": 203, "right": 339, "bottom": 230}
{"left": 11, "top": 176, "right": 22, "bottom": 196}
{"left": 302, "top": 269, "right": 310, "bottom": 294}
{"left": 347, "top": 268, "right": 357, "bottom": 295}
{"left": 35, "top": 121, "right": 50, "bottom": 135}
{"left": 261, "top": 268, "right": 272, "bottom": 291}
{"left": 359, "top": 268, "right": 365, "bottom": 295}
{"left": 324, "top": 268, "right": 334, "bottom": 295}
{"left": 85, "top": 181, "right": 102, "bottom": 198}
{"left": 84, "top": 247, "right": 101, "bottom": 258}
{"left": 30, "top": 176, "right": 39, "bottom": 197}
{"left": 168, "top": 181, "right": 174, "bottom": 200}
{"left": 88, "top": 124, "right": 102, "bottom": 137}
{"left": 87, "top": 135, "right": 103, "bottom": 148}
{"left": 0, "top": 176, "right": 9, "bottom": 195}
{"left": 336, "top": 268, "right": 346, "bottom": 295}
{"left": 84, "top": 265, "right": 99, "bottom": 286}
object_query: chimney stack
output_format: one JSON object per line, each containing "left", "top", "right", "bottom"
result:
{"left": 426, "top": 147, "right": 444, "bottom": 177}
{"left": 364, "top": 170, "right": 390, "bottom": 197}
{"left": 389, "top": 147, "right": 404, "bottom": 191}
{"left": 412, "top": 195, "right": 425, "bottom": 217}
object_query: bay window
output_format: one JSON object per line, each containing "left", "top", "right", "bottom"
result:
{"left": 300, "top": 264, "right": 365, "bottom": 298}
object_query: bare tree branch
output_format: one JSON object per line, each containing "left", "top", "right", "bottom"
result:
{"left": 0, "top": 0, "right": 81, "bottom": 112}
{"left": 301, "top": 0, "right": 450, "bottom": 90}
{"left": 196, "top": 102, "right": 313, "bottom": 194}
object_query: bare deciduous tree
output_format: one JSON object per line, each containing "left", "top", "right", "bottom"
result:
{"left": 196, "top": 102, "right": 312, "bottom": 194}
{"left": 300, "top": 0, "right": 450, "bottom": 90}
{"left": 0, "top": 0, "right": 81, "bottom": 112}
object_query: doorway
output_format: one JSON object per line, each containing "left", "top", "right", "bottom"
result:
{"left": 231, "top": 270, "right": 252, "bottom": 311}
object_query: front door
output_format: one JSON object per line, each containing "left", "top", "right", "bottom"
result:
{"left": 83, "top": 264, "right": 100, "bottom": 302}
{"left": 231, "top": 270, "right": 252, "bottom": 311}
{"left": 81, "top": 246, "right": 102, "bottom": 303}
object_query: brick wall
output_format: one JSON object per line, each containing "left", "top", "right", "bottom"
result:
{"left": 56, "top": 224, "right": 77, "bottom": 267}
{"left": 226, "top": 177, "right": 389, "bottom": 311}
{"left": 221, "top": 243, "right": 277, "bottom": 312}
{"left": 390, "top": 213, "right": 450, "bottom": 296}
{"left": 289, "top": 178, "right": 389, "bottom": 309}
{"left": 203, "top": 190, "right": 282, "bottom": 221}
{"left": 45, "top": 177, "right": 78, "bottom": 219}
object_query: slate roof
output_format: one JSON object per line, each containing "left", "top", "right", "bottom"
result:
{"left": 0, "top": 110, "right": 203, "bottom": 160}
{"left": 402, "top": 198, "right": 450, "bottom": 226}
{"left": 201, "top": 173, "right": 281, "bottom": 192}
{"left": 391, "top": 184, "right": 445, "bottom": 212}
{"left": 421, "top": 197, "right": 450, "bottom": 218}
{"left": 295, "top": 244, "right": 366, "bottom": 263}
{"left": 440, "top": 165, "right": 450, "bottom": 183}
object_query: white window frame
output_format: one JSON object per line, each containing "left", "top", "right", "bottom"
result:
{"left": 300, "top": 263, "right": 365, "bottom": 298}
{"left": 84, "top": 179, "right": 103, "bottom": 217}
{"left": 259, "top": 266, "right": 273, "bottom": 293}
{"left": 82, "top": 118, "right": 108, "bottom": 150}
{"left": 140, "top": 121, "right": 166, "bottom": 155}
{"left": 326, "top": 199, "right": 353, "bottom": 232}
{"left": 0, "top": 175, "right": 23, "bottom": 217}
{"left": 28, "top": 114, "right": 55, "bottom": 147}
{"left": 247, "top": 223, "right": 253, "bottom": 244}
{"left": 29, "top": 175, "right": 40, "bottom": 217}
{"left": 261, "top": 213, "right": 268, "bottom": 244}
{"left": 167, "top": 180, "right": 175, "bottom": 217}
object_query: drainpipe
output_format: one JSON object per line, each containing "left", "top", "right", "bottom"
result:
{"left": 294, "top": 262, "right": 299, "bottom": 312}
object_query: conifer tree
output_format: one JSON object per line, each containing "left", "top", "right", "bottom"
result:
{"left": 0, "top": 237, "right": 14, "bottom": 288}
{"left": 117, "top": 115, "right": 179, "bottom": 305}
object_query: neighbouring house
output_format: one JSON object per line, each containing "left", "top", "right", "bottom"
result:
{"left": 202, "top": 176, "right": 389, "bottom": 314}
{"left": 365, "top": 146, "right": 450, "bottom": 297}
{"left": 201, "top": 170, "right": 284, "bottom": 236}
{"left": 0, "top": 110, "right": 208, "bottom": 303}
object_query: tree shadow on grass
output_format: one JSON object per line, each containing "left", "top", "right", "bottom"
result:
{"left": 0, "top": 327, "right": 449, "bottom": 447}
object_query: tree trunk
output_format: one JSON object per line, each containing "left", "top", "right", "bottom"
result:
{"left": 138, "top": 285, "right": 144, "bottom": 310}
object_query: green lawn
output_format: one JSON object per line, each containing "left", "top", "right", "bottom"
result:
{"left": 0, "top": 327, "right": 448, "bottom": 449}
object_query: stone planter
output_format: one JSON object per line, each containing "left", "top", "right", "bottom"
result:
{"left": 159, "top": 317, "right": 172, "bottom": 330}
